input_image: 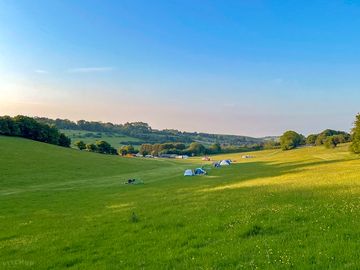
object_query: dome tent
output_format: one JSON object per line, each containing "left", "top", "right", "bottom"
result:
{"left": 184, "top": 169, "right": 194, "bottom": 176}
{"left": 194, "top": 168, "right": 206, "bottom": 175}
{"left": 220, "top": 160, "right": 231, "bottom": 166}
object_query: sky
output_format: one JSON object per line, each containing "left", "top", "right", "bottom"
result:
{"left": 1, "top": 0, "right": 360, "bottom": 137}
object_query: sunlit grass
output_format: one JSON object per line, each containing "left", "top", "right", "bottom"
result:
{"left": 0, "top": 136, "right": 360, "bottom": 269}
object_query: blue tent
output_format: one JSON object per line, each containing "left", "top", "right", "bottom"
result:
{"left": 194, "top": 168, "right": 207, "bottom": 175}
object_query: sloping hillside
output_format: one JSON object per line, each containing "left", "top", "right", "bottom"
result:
{"left": 1, "top": 136, "right": 359, "bottom": 269}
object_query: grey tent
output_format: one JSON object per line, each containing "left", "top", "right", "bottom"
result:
{"left": 184, "top": 169, "right": 194, "bottom": 176}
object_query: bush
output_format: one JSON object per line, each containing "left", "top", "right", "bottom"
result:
{"left": 306, "top": 134, "right": 317, "bottom": 145}
{"left": 324, "top": 136, "right": 339, "bottom": 149}
{"left": 75, "top": 140, "right": 86, "bottom": 150}
{"left": 280, "top": 131, "right": 305, "bottom": 150}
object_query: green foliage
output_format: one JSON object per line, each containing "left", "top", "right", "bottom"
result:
{"left": 188, "top": 142, "right": 206, "bottom": 155}
{"left": 74, "top": 140, "right": 86, "bottom": 150}
{"left": 280, "top": 131, "right": 305, "bottom": 150}
{"left": 139, "top": 142, "right": 261, "bottom": 156}
{"left": 119, "top": 145, "right": 136, "bottom": 156}
{"left": 85, "top": 143, "right": 97, "bottom": 152}
{"left": 95, "top": 140, "right": 117, "bottom": 155}
{"left": 324, "top": 136, "right": 339, "bottom": 149}
{"left": 208, "top": 143, "right": 222, "bottom": 154}
{"left": 263, "top": 140, "right": 281, "bottom": 149}
{"left": 139, "top": 144, "right": 153, "bottom": 155}
{"left": 59, "top": 133, "right": 71, "bottom": 147}
{"left": 306, "top": 134, "right": 317, "bottom": 145}
{"left": 315, "top": 129, "right": 350, "bottom": 146}
{"left": 350, "top": 113, "right": 360, "bottom": 153}
{"left": 0, "top": 115, "right": 71, "bottom": 147}
{"left": 35, "top": 116, "right": 263, "bottom": 146}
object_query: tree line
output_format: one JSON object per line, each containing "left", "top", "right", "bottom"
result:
{"left": 73, "top": 140, "right": 262, "bottom": 157}
{"left": 278, "top": 113, "right": 360, "bottom": 152}
{"left": 0, "top": 115, "right": 71, "bottom": 147}
{"left": 74, "top": 140, "right": 117, "bottom": 155}
{"left": 138, "top": 142, "right": 261, "bottom": 156}
{"left": 34, "top": 117, "right": 262, "bottom": 146}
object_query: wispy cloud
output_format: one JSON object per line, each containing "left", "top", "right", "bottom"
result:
{"left": 34, "top": 69, "right": 49, "bottom": 74}
{"left": 67, "top": 67, "right": 114, "bottom": 73}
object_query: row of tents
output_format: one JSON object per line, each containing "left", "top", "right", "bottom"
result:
{"left": 184, "top": 159, "right": 232, "bottom": 176}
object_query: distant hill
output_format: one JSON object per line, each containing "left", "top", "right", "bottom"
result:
{"left": 35, "top": 117, "right": 271, "bottom": 147}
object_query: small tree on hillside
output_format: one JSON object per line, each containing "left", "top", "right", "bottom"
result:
{"left": 350, "top": 113, "right": 360, "bottom": 153}
{"left": 280, "top": 131, "right": 305, "bottom": 150}
{"left": 75, "top": 140, "right": 86, "bottom": 150}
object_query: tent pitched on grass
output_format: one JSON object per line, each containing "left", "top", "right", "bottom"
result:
{"left": 184, "top": 169, "right": 194, "bottom": 176}
{"left": 194, "top": 168, "right": 207, "bottom": 175}
{"left": 220, "top": 160, "right": 231, "bottom": 166}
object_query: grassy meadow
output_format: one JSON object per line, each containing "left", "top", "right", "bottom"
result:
{"left": 1, "top": 135, "right": 360, "bottom": 269}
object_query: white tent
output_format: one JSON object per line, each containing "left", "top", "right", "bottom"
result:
{"left": 220, "top": 160, "right": 231, "bottom": 166}
{"left": 184, "top": 169, "right": 194, "bottom": 176}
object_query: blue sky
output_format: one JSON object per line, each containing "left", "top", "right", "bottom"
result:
{"left": 1, "top": 0, "right": 360, "bottom": 136}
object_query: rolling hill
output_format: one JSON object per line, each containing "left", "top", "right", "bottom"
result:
{"left": 35, "top": 117, "right": 267, "bottom": 147}
{"left": 1, "top": 135, "right": 359, "bottom": 269}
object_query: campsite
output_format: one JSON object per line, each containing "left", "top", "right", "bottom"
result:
{"left": 1, "top": 135, "right": 360, "bottom": 269}
{"left": 2, "top": 1, "right": 360, "bottom": 269}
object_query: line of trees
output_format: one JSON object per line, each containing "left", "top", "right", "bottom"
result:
{"left": 306, "top": 129, "right": 351, "bottom": 147}
{"left": 138, "top": 142, "right": 262, "bottom": 156}
{"left": 280, "top": 129, "right": 352, "bottom": 151}
{"left": 0, "top": 115, "right": 71, "bottom": 147}
{"left": 74, "top": 139, "right": 264, "bottom": 157}
{"left": 74, "top": 140, "right": 117, "bottom": 155}
{"left": 34, "top": 117, "right": 262, "bottom": 146}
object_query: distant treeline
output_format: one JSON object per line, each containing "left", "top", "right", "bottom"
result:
{"left": 35, "top": 117, "right": 263, "bottom": 146}
{"left": 137, "top": 142, "right": 261, "bottom": 156}
{"left": 73, "top": 140, "right": 262, "bottom": 156}
{"left": 0, "top": 115, "right": 71, "bottom": 147}
{"left": 279, "top": 129, "right": 352, "bottom": 150}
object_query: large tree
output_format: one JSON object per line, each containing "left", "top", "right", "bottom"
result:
{"left": 280, "top": 131, "right": 305, "bottom": 150}
{"left": 350, "top": 113, "right": 360, "bottom": 153}
{"left": 188, "top": 142, "right": 206, "bottom": 155}
{"left": 208, "top": 143, "right": 221, "bottom": 154}
{"left": 119, "top": 145, "right": 135, "bottom": 156}
{"left": 324, "top": 136, "right": 339, "bottom": 149}
{"left": 306, "top": 134, "right": 317, "bottom": 145}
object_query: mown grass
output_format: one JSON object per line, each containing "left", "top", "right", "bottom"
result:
{"left": 0, "top": 136, "right": 360, "bottom": 269}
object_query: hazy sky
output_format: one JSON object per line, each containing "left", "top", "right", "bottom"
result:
{"left": 1, "top": 0, "right": 360, "bottom": 136}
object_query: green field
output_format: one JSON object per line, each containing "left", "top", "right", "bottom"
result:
{"left": 1, "top": 136, "right": 360, "bottom": 269}
{"left": 61, "top": 129, "right": 142, "bottom": 149}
